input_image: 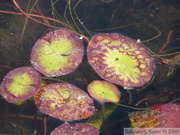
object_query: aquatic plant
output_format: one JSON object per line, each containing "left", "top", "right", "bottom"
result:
{"left": 34, "top": 83, "right": 95, "bottom": 121}
{"left": 30, "top": 28, "right": 84, "bottom": 77}
{"left": 87, "top": 80, "right": 120, "bottom": 130}
{"left": 0, "top": 66, "right": 41, "bottom": 103}
{"left": 129, "top": 103, "right": 180, "bottom": 134}
{"left": 0, "top": 0, "right": 180, "bottom": 135}
{"left": 87, "top": 33, "right": 155, "bottom": 89}
{"left": 50, "top": 123, "right": 99, "bottom": 135}
{"left": 87, "top": 80, "right": 120, "bottom": 104}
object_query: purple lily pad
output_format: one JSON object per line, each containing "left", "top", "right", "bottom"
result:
{"left": 34, "top": 83, "right": 95, "bottom": 121}
{"left": 30, "top": 28, "right": 84, "bottom": 77}
{"left": 50, "top": 123, "right": 99, "bottom": 135}
{"left": 129, "top": 103, "right": 180, "bottom": 128}
{"left": 155, "top": 104, "right": 180, "bottom": 128}
{"left": 0, "top": 66, "right": 41, "bottom": 103}
{"left": 87, "top": 33, "right": 155, "bottom": 88}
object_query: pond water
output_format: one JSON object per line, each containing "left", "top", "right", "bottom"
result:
{"left": 0, "top": 0, "right": 180, "bottom": 135}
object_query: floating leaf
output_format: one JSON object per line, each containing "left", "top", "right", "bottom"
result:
{"left": 0, "top": 66, "right": 41, "bottom": 103}
{"left": 34, "top": 83, "right": 95, "bottom": 121}
{"left": 87, "top": 33, "right": 155, "bottom": 88}
{"left": 87, "top": 80, "right": 120, "bottom": 104}
{"left": 129, "top": 103, "right": 180, "bottom": 128}
{"left": 31, "top": 28, "right": 84, "bottom": 77}
{"left": 13, "top": 80, "right": 46, "bottom": 105}
{"left": 50, "top": 123, "right": 99, "bottom": 135}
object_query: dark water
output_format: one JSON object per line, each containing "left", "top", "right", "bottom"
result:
{"left": 0, "top": 0, "right": 180, "bottom": 135}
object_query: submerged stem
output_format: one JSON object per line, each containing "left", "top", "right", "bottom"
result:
{"left": 115, "top": 103, "right": 146, "bottom": 110}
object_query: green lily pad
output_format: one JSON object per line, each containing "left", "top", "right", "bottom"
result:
{"left": 87, "top": 33, "right": 155, "bottom": 88}
{"left": 0, "top": 66, "right": 41, "bottom": 103}
{"left": 30, "top": 28, "right": 84, "bottom": 77}
{"left": 34, "top": 83, "right": 95, "bottom": 121}
{"left": 87, "top": 80, "right": 121, "bottom": 104}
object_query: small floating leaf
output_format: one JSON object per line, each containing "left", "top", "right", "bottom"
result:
{"left": 87, "top": 80, "right": 120, "bottom": 104}
{"left": 0, "top": 66, "right": 41, "bottom": 103}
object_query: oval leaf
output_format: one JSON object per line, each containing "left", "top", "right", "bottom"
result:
{"left": 87, "top": 33, "right": 155, "bottom": 88}
{"left": 34, "top": 83, "right": 95, "bottom": 121}
{"left": 0, "top": 66, "right": 41, "bottom": 103}
{"left": 87, "top": 80, "right": 120, "bottom": 104}
{"left": 31, "top": 28, "right": 84, "bottom": 77}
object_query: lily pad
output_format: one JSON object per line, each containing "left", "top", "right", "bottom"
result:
{"left": 0, "top": 66, "right": 41, "bottom": 103}
{"left": 50, "top": 123, "right": 99, "bottom": 135}
{"left": 87, "top": 80, "right": 120, "bottom": 104}
{"left": 155, "top": 103, "right": 180, "bottom": 128}
{"left": 34, "top": 83, "right": 95, "bottom": 121}
{"left": 87, "top": 33, "right": 155, "bottom": 88}
{"left": 30, "top": 28, "right": 84, "bottom": 77}
{"left": 129, "top": 103, "right": 180, "bottom": 128}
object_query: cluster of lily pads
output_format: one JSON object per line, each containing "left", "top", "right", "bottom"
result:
{"left": 0, "top": 28, "right": 164, "bottom": 134}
